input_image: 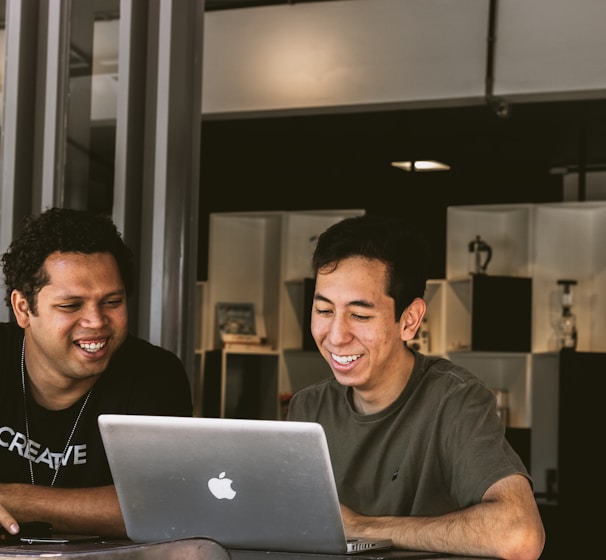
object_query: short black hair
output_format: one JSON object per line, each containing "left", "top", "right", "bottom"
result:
{"left": 1, "top": 207, "right": 134, "bottom": 312}
{"left": 312, "top": 214, "right": 430, "bottom": 320}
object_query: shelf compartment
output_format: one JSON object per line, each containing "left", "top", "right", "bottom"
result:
{"left": 448, "top": 351, "right": 533, "bottom": 428}
{"left": 206, "top": 212, "right": 283, "bottom": 350}
{"left": 202, "top": 349, "right": 279, "bottom": 420}
{"left": 532, "top": 202, "right": 606, "bottom": 352}
{"left": 446, "top": 204, "right": 534, "bottom": 279}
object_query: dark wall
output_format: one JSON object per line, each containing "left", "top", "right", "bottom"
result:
{"left": 91, "top": 98, "right": 606, "bottom": 281}
{"left": 197, "top": 102, "right": 579, "bottom": 281}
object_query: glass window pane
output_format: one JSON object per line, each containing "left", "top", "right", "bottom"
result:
{"left": 0, "top": 0, "right": 6, "bottom": 131}
{"left": 65, "top": 0, "right": 119, "bottom": 213}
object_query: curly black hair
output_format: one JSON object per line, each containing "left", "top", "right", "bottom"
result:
{"left": 1, "top": 207, "right": 135, "bottom": 313}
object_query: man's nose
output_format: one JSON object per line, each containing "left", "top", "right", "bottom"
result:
{"left": 327, "top": 314, "right": 353, "bottom": 345}
{"left": 81, "top": 304, "right": 108, "bottom": 327}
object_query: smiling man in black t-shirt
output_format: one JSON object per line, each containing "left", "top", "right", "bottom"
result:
{"left": 0, "top": 208, "right": 192, "bottom": 538}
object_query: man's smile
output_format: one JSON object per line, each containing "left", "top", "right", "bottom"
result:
{"left": 75, "top": 338, "right": 109, "bottom": 354}
{"left": 331, "top": 353, "right": 362, "bottom": 365}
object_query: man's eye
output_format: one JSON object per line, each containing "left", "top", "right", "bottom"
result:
{"left": 58, "top": 303, "right": 80, "bottom": 311}
{"left": 314, "top": 307, "right": 332, "bottom": 316}
{"left": 352, "top": 313, "right": 370, "bottom": 321}
{"left": 104, "top": 299, "right": 123, "bottom": 307}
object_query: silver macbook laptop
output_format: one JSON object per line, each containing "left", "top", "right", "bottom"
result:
{"left": 98, "top": 414, "right": 393, "bottom": 555}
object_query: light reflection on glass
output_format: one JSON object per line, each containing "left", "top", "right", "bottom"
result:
{"left": 65, "top": 0, "right": 119, "bottom": 213}
{"left": 0, "top": 0, "right": 5, "bottom": 129}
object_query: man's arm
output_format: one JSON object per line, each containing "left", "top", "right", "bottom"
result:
{"left": 340, "top": 474, "right": 545, "bottom": 560}
{"left": 0, "top": 484, "right": 126, "bottom": 537}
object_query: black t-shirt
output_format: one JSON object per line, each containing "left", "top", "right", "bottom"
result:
{"left": 0, "top": 322, "right": 193, "bottom": 487}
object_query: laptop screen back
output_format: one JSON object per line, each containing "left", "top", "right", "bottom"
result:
{"left": 98, "top": 415, "right": 352, "bottom": 553}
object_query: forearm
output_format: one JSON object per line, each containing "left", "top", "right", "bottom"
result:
{"left": 345, "top": 503, "right": 534, "bottom": 560}
{"left": 341, "top": 476, "right": 544, "bottom": 560}
{"left": 0, "top": 484, "right": 126, "bottom": 538}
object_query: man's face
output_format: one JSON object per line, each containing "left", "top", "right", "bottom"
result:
{"left": 311, "top": 256, "right": 407, "bottom": 392}
{"left": 15, "top": 251, "right": 128, "bottom": 385}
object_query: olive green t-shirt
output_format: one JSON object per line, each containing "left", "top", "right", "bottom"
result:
{"left": 287, "top": 352, "right": 530, "bottom": 516}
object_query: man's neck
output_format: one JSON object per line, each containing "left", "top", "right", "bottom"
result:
{"left": 352, "top": 348, "right": 416, "bottom": 415}
{"left": 26, "top": 375, "right": 95, "bottom": 411}
{"left": 24, "top": 353, "right": 96, "bottom": 411}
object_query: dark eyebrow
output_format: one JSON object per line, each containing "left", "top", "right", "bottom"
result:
{"left": 314, "top": 293, "right": 375, "bottom": 309}
{"left": 314, "top": 293, "right": 332, "bottom": 304}
{"left": 54, "top": 289, "right": 126, "bottom": 301}
{"left": 349, "top": 299, "right": 375, "bottom": 309}
{"left": 103, "top": 290, "right": 127, "bottom": 299}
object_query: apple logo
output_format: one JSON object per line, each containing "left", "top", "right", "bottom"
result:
{"left": 207, "top": 471, "right": 237, "bottom": 500}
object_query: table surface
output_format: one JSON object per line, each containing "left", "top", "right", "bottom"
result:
{"left": 0, "top": 539, "right": 492, "bottom": 560}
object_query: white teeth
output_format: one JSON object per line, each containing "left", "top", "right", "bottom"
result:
{"left": 79, "top": 341, "right": 106, "bottom": 353}
{"left": 332, "top": 353, "right": 361, "bottom": 365}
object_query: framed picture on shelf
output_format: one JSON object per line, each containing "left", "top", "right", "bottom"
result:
{"left": 216, "top": 302, "right": 266, "bottom": 345}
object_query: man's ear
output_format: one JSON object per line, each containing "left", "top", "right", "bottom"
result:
{"left": 398, "top": 298, "right": 426, "bottom": 342}
{"left": 11, "top": 290, "right": 32, "bottom": 328}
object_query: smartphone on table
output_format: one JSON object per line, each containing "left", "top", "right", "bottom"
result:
{"left": 1, "top": 521, "right": 100, "bottom": 545}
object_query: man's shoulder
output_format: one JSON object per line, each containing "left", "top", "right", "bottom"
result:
{"left": 289, "top": 376, "right": 341, "bottom": 414}
{"left": 0, "top": 323, "right": 21, "bottom": 385}
{"left": 0, "top": 320, "right": 19, "bottom": 336}
{"left": 0, "top": 321, "right": 20, "bottom": 351}
{"left": 98, "top": 334, "right": 192, "bottom": 415}
{"left": 119, "top": 333, "right": 178, "bottom": 354}
{"left": 414, "top": 353, "right": 494, "bottom": 408}
{"left": 294, "top": 375, "right": 338, "bottom": 397}
{"left": 111, "top": 334, "right": 185, "bottom": 372}
{"left": 418, "top": 353, "right": 482, "bottom": 385}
